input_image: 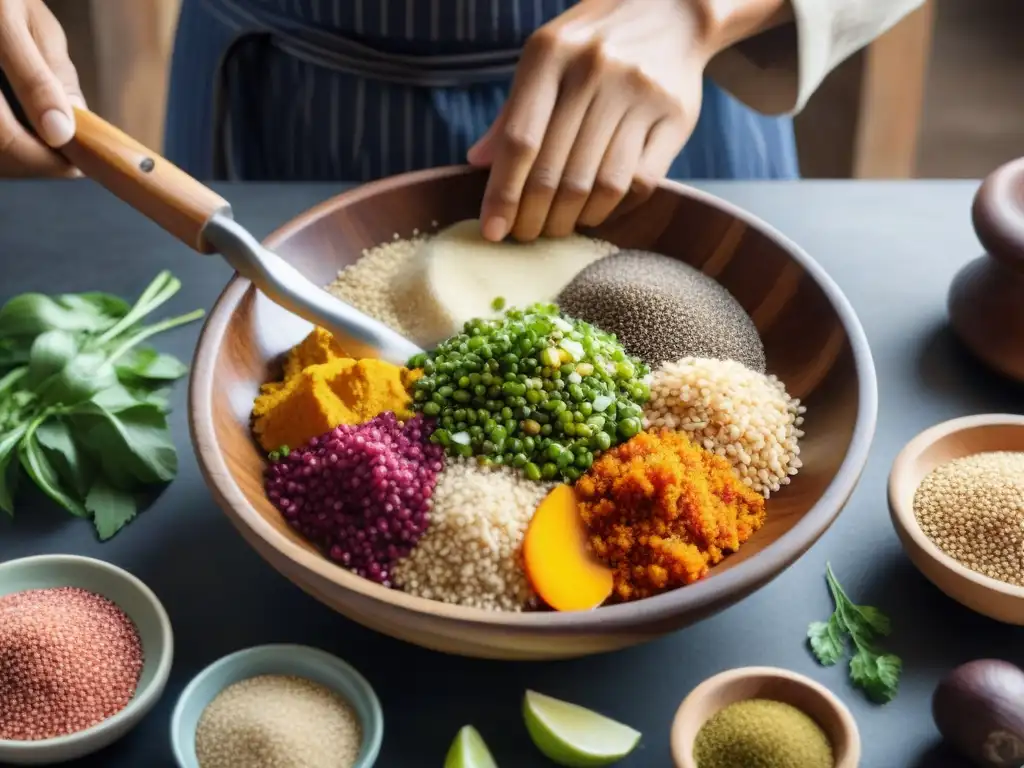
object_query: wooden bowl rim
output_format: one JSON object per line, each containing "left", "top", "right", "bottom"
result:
{"left": 189, "top": 164, "right": 879, "bottom": 631}
{"left": 888, "top": 412, "right": 1024, "bottom": 599}
{"left": 668, "top": 665, "right": 861, "bottom": 768}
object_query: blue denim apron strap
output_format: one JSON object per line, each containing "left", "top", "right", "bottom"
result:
{"left": 205, "top": 0, "right": 530, "bottom": 180}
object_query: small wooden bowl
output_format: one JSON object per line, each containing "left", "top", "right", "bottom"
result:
{"left": 889, "top": 414, "right": 1024, "bottom": 624}
{"left": 189, "top": 165, "right": 877, "bottom": 660}
{"left": 670, "top": 666, "right": 861, "bottom": 768}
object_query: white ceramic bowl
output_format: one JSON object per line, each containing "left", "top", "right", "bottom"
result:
{"left": 0, "top": 554, "right": 174, "bottom": 765}
{"left": 170, "top": 644, "right": 383, "bottom": 768}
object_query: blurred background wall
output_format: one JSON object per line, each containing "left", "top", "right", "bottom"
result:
{"left": 49, "top": 0, "right": 1024, "bottom": 180}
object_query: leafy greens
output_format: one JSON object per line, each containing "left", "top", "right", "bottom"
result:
{"left": 807, "top": 562, "right": 902, "bottom": 703}
{"left": 0, "top": 272, "right": 203, "bottom": 540}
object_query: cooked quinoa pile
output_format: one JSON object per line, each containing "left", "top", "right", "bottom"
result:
{"left": 643, "top": 357, "right": 804, "bottom": 498}
{"left": 392, "top": 460, "right": 554, "bottom": 611}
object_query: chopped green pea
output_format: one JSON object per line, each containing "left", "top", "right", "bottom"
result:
{"left": 412, "top": 301, "right": 647, "bottom": 466}
{"left": 619, "top": 417, "right": 642, "bottom": 439}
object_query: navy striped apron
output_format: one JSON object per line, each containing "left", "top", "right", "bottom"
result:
{"left": 164, "top": 0, "right": 800, "bottom": 182}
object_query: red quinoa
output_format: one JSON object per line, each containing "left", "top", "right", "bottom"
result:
{"left": 0, "top": 587, "right": 143, "bottom": 741}
{"left": 265, "top": 411, "right": 444, "bottom": 586}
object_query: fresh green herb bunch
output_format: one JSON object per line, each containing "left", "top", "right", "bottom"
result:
{"left": 0, "top": 271, "right": 203, "bottom": 540}
{"left": 407, "top": 302, "right": 650, "bottom": 482}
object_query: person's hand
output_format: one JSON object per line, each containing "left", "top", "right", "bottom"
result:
{"left": 0, "top": 0, "right": 84, "bottom": 177}
{"left": 467, "top": 0, "right": 710, "bottom": 242}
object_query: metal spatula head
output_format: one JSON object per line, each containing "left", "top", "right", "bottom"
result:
{"left": 201, "top": 214, "right": 422, "bottom": 363}
{"left": 58, "top": 108, "right": 424, "bottom": 367}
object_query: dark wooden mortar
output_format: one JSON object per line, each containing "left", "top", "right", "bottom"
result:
{"left": 949, "top": 157, "right": 1024, "bottom": 383}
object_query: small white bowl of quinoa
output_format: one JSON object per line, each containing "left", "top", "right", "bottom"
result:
{"left": 170, "top": 644, "right": 383, "bottom": 768}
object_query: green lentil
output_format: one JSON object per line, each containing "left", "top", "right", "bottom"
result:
{"left": 413, "top": 303, "right": 649, "bottom": 481}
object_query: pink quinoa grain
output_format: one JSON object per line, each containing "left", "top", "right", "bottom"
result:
{"left": 0, "top": 586, "right": 143, "bottom": 741}
{"left": 265, "top": 411, "right": 445, "bottom": 586}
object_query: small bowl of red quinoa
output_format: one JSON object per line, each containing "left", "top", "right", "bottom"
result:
{"left": 0, "top": 553, "right": 174, "bottom": 765}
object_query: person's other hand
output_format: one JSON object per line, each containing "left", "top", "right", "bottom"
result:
{"left": 0, "top": 0, "right": 84, "bottom": 177}
{"left": 467, "top": 0, "right": 709, "bottom": 242}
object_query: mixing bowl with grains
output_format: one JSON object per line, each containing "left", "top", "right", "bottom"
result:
{"left": 190, "top": 165, "right": 876, "bottom": 660}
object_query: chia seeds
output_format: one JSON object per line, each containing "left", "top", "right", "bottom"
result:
{"left": 0, "top": 586, "right": 143, "bottom": 741}
{"left": 556, "top": 249, "right": 765, "bottom": 371}
{"left": 265, "top": 412, "right": 445, "bottom": 586}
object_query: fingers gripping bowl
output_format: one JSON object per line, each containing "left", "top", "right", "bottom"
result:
{"left": 189, "top": 166, "right": 877, "bottom": 660}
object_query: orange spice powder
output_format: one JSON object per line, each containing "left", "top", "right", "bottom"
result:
{"left": 575, "top": 430, "right": 766, "bottom": 602}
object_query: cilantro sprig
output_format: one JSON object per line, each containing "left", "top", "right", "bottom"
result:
{"left": 807, "top": 562, "right": 902, "bottom": 703}
{"left": 0, "top": 272, "right": 202, "bottom": 540}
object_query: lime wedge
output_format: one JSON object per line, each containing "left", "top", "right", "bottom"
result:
{"left": 523, "top": 690, "right": 641, "bottom": 767}
{"left": 444, "top": 725, "right": 499, "bottom": 768}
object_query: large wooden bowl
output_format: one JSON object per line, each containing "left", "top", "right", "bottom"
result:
{"left": 189, "top": 166, "right": 877, "bottom": 660}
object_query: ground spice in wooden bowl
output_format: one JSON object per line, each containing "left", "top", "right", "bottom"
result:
{"left": 0, "top": 587, "right": 143, "bottom": 741}
{"left": 913, "top": 451, "right": 1024, "bottom": 586}
{"left": 693, "top": 698, "right": 833, "bottom": 768}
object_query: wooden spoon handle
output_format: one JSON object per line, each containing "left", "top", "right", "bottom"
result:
{"left": 59, "top": 107, "right": 231, "bottom": 254}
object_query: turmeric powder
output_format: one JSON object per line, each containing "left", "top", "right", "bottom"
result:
{"left": 252, "top": 328, "right": 422, "bottom": 453}
{"left": 576, "top": 429, "right": 766, "bottom": 602}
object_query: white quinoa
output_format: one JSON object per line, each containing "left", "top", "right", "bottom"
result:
{"left": 391, "top": 460, "right": 554, "bottom": 611}
{"left": 325, "top": 235, "right": 425, "bottom": 340}
{"left": 913, "top": 451, "right": 1024, "bottom": 586}
{"left": 643, "top": 357, "right": 805, "bottom": 498}
{"left": 195, "top": 674, "right": 361, "bottom": 768}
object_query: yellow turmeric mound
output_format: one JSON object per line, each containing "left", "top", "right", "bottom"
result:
{"left": 576, "top": 429, "right": 766, "bottom": 602}
{"left": 252, "top": 328, "right": 422, "bottom": 453}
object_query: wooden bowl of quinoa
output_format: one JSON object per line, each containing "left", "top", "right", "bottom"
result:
{"left": 189, "top": 165, "right": 877, "bottom": 660}
{"left": 889, "top": 413, "right": 1024, "bottom": 624}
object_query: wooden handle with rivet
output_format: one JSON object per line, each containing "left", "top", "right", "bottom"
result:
{"left": 58, "top": 107, "right": 231, "bottom": 254}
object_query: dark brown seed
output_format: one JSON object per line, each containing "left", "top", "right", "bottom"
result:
{"left": 557, "top": 250, "right": 765, "bottom": 371}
